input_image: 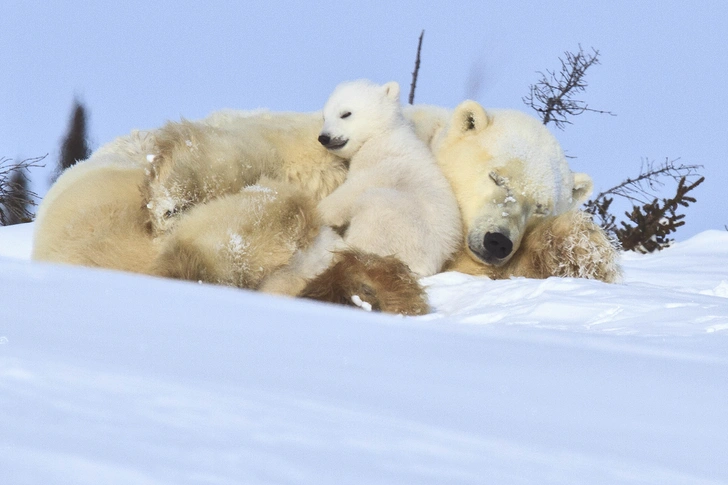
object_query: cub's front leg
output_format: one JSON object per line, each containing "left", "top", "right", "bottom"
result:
{"left": 316, "top": 183, "right": 356, "bottom": 229}
{"left": 316, "top": 168, "right": 381, "bottom": 230}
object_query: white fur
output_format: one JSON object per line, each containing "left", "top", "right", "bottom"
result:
{"left": 316, "top": 80, "right": 462, "bottom": 276}
{"left": 408, "top": 101, "right": 595, "bottom": 268}
{"left": 33, "top": 99, "right": 616, "bottom": 287}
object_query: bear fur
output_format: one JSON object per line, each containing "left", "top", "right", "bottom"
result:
{"left": 403, "top": 101, "right": 620, "bottom": 282}
{"left": 32, "top": 131, "right": 159, "bottom": 275}
{"left": 143, "top": 110, "right": 349, "bottom": 234}
{"left": 316, "top": 80, "right": 462, "bottom": 277}
{"left": 32, "top": 99, "right": 620, "bottom": 316}
{"left": 299, "top": 249, "right": 429, "bottom": 316}
{"left": 153, "top": 177, "right": 322, "bottom": 289}
{"left": 32, "top": 106, "right": 431, "bottom": 314}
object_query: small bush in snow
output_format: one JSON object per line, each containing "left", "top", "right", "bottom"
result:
{"left": 0, "top": 156, "right": 44, "bottom": 225}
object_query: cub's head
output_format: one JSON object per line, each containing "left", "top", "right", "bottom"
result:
{"left": 431, "top": 100, "right": 594, "bottom": 267}
{"left": 318, "top": 80, "right": 401, "bottom": 159}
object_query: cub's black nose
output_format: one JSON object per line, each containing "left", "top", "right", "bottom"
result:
{"left": 318, "top": 134, "right": 331, "bottom": 146}
{"left": 483, "top": 232, "right": 513, "bottom": 259}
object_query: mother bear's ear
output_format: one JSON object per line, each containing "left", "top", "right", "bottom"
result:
{"left": 451, "top": 100, "right": 492, "bottom": 135}
{"left": 571, "top": 172, "right": 594, "bottom": 206}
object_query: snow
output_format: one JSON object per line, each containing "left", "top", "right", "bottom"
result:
{"left": 0, "top": 222, "right": 34, "bottom": 260}
{"left": 1, "top": 223, "right": 727, "bottom": 484}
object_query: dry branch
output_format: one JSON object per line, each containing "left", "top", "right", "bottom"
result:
{"left": 524, "top": 45, "right": 614, "bottom": 129}
{"left": 408, "top": 30, "right": 424, "bottom": 105}
{"left": 584, "top": 159, "right": 705, "bottom": 252}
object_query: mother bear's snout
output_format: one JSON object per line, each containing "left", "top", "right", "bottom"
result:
{"left": 483, "top": 232, "right": 513, "bottom": 260}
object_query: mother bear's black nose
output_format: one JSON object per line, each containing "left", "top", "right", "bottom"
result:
{"left": 483, "top": 232, "right": 513, "bottom": 259}
{"left": 318, "top": 134, "right": 331, "bottom": 146}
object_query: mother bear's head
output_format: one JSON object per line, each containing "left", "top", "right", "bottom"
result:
{"left": 406, "top": 101, "right": 593, "bottom": 268}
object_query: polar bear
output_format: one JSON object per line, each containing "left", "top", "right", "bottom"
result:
{"left": 143, "top": 110, "right": 349, "bottom": 235}
{"left": 32, "top": 99, "right": 620, "bottom": 315}
{"left": 405, "top": 101, "right": 620, "bottom": 282}
{"left": 31, "top": 112, "right": 347, "bottom": 281}
{"left": 315, "top": 80, "right": 461, "bottom": 277}
{"left": 32, "top": 105, "right": 432, "bottom": 314}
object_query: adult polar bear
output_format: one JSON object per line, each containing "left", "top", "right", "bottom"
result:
{"left": 408, "top": 101, "right": 620, "bottom": 281}
{"left": 32, "top": 97, "right": 620, "bottom": 314}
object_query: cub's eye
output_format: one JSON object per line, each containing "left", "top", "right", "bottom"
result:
{"left": 340, "top": 111, "right": 352, "bottom": 119}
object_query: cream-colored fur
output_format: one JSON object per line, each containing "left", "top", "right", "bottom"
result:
{"left": 32, "top": 131, "right": 158, "bottom": 274}
{"left": 32, "top": 100, "right": 619, "bottom": 308}
{"left": 153, "top": 177, "right": 321, "bottom": 288}
{"left": 316, "top": 80, "right": 462, "bottom": 277}
{"left": 143, "top": 110, "right": 349, "bottom": 235}
{"left": 446, "top": 211, "right": 621, "bottom": 282}
{"left": 258, "top": 226, "right": 345, "bottom": 296}
{"left": 404, "top": 101, "right": 620, "bottom": 282}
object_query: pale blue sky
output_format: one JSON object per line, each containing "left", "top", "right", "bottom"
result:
{"left": 2, "top": 1, "right": 726, "bottom": 239}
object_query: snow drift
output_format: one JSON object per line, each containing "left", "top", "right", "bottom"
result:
{"left": 1, "top": 223, "right": 727, "bottom": 484}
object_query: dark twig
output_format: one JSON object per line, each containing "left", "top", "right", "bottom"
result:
{"left": 589, "top": 158, "right": 702, "bottom": 206}
{"left": 408, "top": 30, "right": 424, "bottom": 105}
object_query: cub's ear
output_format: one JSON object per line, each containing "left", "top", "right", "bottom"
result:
{"left": 572, "top": 172, "right": 594, "bottom": 206}
{"left": 451, "top": 100, "right": 491, "bottom": 135}
{"left": 383, "top": 81, "right": 400, "bottom": 101}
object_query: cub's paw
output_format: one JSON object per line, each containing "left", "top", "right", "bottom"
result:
{"left": 316, "top": 196, "right": 348, "bottom": 229}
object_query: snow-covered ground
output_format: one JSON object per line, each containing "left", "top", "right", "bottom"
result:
{"left": 1, "top": 223, "right": 727, "bottom": 484}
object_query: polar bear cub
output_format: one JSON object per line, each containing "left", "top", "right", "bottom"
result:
{"left": 316, "top": 80, "right": 462, "bottom": 276}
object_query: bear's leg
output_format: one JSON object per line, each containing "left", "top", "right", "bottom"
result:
{"left": 259, "top": 226, "right": 345, "bottom": 297}
{"left": 153, "top": 178, "right": 321, "bottom": 288}
{"left": 510, "top": 211, "right": 622, "bottom": 282}
{"left": 299, "top": 249, "right": 429, "bottom": 316}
